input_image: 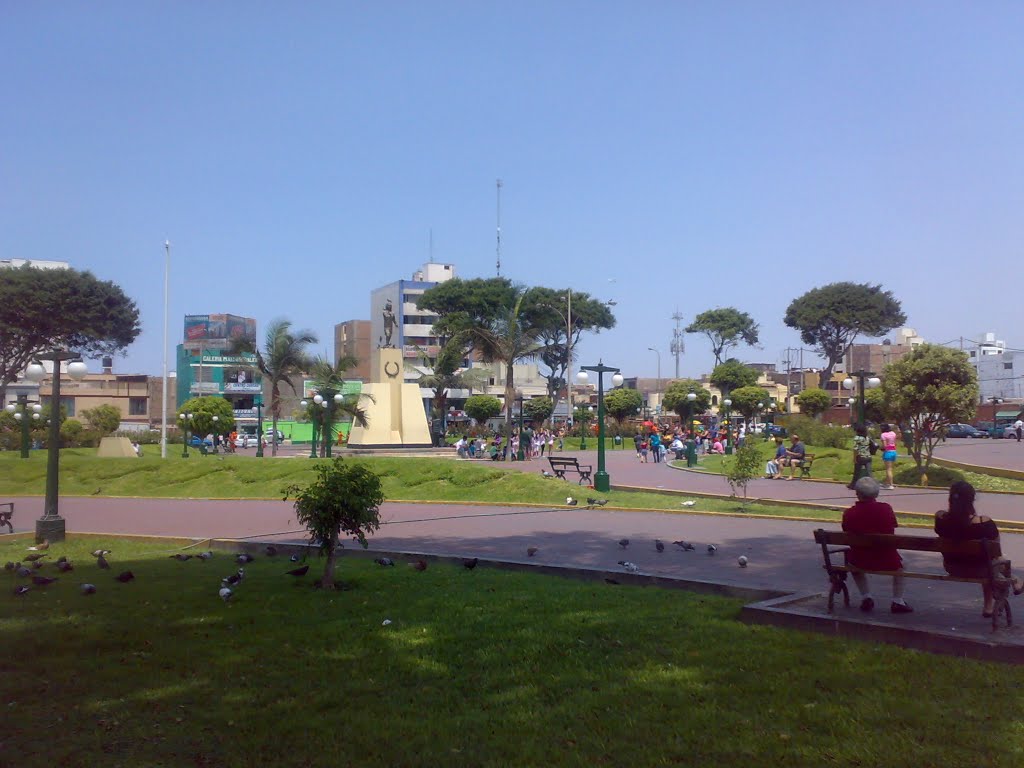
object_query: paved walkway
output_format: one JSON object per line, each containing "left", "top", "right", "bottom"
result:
{"left": 933, "top": 437, "right": 1024, "bottom": 472}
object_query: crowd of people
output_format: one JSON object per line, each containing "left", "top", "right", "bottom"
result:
{"left": 453, "top": 426, "right": 561, "bottom": 461}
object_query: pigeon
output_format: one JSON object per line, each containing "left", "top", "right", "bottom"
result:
{"left": 285, "top": 564, "right": 310, "bottom": 577}
{"left": 604, "top": 577, "right": 621, "bottom": 585}
{"left": 3, "top": 561, "right": 14, "bottom": 571}
{"left": 264, "top": 545, "right": 278, "bottom": 557}
{"left": 373, "top": 557, "right": 395, "bottom": 567}
{"left": 587, "top": 498, "right": 609, "bottom": 507}
{"left": 80, "top": 583, "right": 96, "bottom": 595}
{"left": 236, "top": 553, "right": 255, "bottom": 564}
{"left": 737, "top": 556, "right": 749, "bottom": 568}
{"left": 707, "top": 544, "right": 717, "bottom": 555}
{"left": 222, "top": 568, "right": 245, "bottom": 587}
{"left": 14, "top": 585, "right": 30, "bottom": 596}
{"left": 566, "top": 496, "right": 578, "bottom": 506}
{"left": 28, "top": 540, "right": 49, "bottom": 551}
{"left": 91, "top": 549, "right": 112, "bottom": 558}
{"left": 617, "top": 560, "right": 639, "bottom": 573}
{"left": 219, "top": 587, "right": 234, "bottom": 602}
{"left": 463, "top": 558, "right": 478, "bottom": 570}
{"left": 56, "top": 555, "right": 68, "bottom": 564}
{"left": 618, "top": 539, "right": 630, "bottom": 549}
{"left": 680, "top": 501, "right": 696, "bottom": 507}
{"left": 115, "top": 571, "right": 135, "bottom": 583}
{"left": 97, "top": 555, "right": 111, "bottom": 570}
{"left": 32, "top": 575, "right": 58, "bottom": 586}
{"left": 56, "top": 561, "right": 74, "bottom": 573}
{"left": 655, "top": 540, "right": 665, "bottom": 553}
{"left": 527, "top": 547, "right": 538, "bottom": 557}
{"left": 32, "top": 560, "right": 44, "bottom": 570}
{"left": 410, "top": 560, "right": 428, "bottom": 572}
{"left": 673, "top": 540, "right": 695, "bottom": 551}
{"left": 289, "top": 554, "right": 301, "bottom": 562}
{"left": 15, "top": 566, "right": 31, "bottom": 578}
{"left": 24, "top": 553, "right": 48, "bottom": 562}
{"left": 170, "top": 554, "right": 193, "bottom": 562}
{"left": 541, "top": 470, "right": 554, "bottom": 478}
{"left": 197, "top": 551, "right": 214, "bottom": 561}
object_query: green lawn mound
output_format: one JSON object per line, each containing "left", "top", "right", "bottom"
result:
{"left": 894, "top": 464, "right": 965, "bottom": 488}
{"left": 2, "top": 536, "right": 1020, "bottom": 766}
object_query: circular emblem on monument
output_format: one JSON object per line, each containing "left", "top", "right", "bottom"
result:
{"left": 384, "top": 361, "right": 400, "bottom": 379}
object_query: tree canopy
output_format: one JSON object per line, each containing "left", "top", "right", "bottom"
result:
{"left": 662, "top": 379, "right": 711, "bottom": 421}
{"left": 0, "top": 265, "right": 141, "bottom": 402}
{"left": 603, "top": 387, "right": 643, "bottom": 425}
{"left": 881, "top": 344, "right": 978, "bottom": 468}
{"left": 179, "top": 395, "right": 235, "bottom": 438}
{"left": 686, "top": 308, "right": 760, "bottom": 366}
{"left": 523, "top": 396, "right": 554, "bottom": 423}
{"left": 709, "top": 360, "right": 759, "bottom": 396}
{"left": 464, "top": 394, "right": 502, "bottom": 425}
{"left": 784, "top": 282, "right": 906, "bottom": 388}
{"left": 82, "top": 404, "right": 122, "bottom": 436}
{"left": 416, "top": 277, "right": 519, "bottom": 338}
{"left": 795, "top": 388, "right": 833, "bottom": 419}
{"left": 729, "top": 386, "right": 771, "bottom": 420}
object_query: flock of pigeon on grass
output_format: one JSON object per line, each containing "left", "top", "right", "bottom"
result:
{"left": 4, "top": 540, "right": 136, "bottom": 596}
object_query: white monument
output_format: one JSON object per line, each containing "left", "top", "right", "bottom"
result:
{"left": 346, "top": 347, "right": 432, "bottom": 448}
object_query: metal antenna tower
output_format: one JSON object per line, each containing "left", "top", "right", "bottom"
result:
{"left": 495, "top": 179, "right": 503, "bottom": 277}
{"left": 670, "top": 309, "right": 685, "bottom": 379}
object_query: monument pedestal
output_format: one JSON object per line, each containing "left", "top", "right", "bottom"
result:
{"left": 347, "top": 348, "right": 433, "bottom": 449}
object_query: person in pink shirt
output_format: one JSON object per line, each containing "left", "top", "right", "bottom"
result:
{"left": 879, "top": 423, "right": 898, "bottom": 490}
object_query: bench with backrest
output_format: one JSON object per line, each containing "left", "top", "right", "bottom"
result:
{"left": 0, "top": 502, "right": 12, "bottom": 533}
{"left": 548, "top": 456, "right": 593, "bottom": 485}
{"left": 797, "top": 454, "right": 816, "bottom": 478}
{"left": 814, "top": 529, "right": 1012, "bottom": 629}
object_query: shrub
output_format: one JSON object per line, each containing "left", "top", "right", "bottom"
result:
{"left": 894, "top": 464, "right": 964, "bottom": 488}
{"left": 782, "top": 415, "right": 851, "bottom": 449}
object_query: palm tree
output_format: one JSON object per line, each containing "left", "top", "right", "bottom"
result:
{"left": 307, "top": 354, "right": 372, "bottom": 457}
{"left": 408, "top": 340, "right": 489, "bottom": 424}
{"left": 454, "top": 290, "right": 544, "bottom": 444}
{"left": 231, "top": 319, "right": 317, "bottom": 457}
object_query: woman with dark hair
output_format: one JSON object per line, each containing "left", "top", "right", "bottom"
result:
{"left": 935, "top": 481, "right": 1024, "bottom": 617}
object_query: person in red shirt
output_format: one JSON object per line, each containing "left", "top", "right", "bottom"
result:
{"left": 841, "top": 476, "right": 913, "bottom": 614}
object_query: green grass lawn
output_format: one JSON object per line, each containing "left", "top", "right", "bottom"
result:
{"left": 689, "top": 441, "right": 1024, "bottom": 493}
{"left": 3, "top": 535, "right": 1023, "bottom": 767}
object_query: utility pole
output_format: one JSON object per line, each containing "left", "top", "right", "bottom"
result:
{"left": 670, "top": 310, "right": 684, "bottom": 379}
{"left": 495, "top": 179, "right": 502, "bottom": 277}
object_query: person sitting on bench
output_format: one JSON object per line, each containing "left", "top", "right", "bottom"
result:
{"left": 935, "top": 480, "right": 1024, "bottom": 618}
{"left": 764, "top": 437, "right": 787, "bottom": 479}
{"left": 784, "top": 434, "right": 806, "bottom": 480}
{"left": 841, "top": 476, "right": 913, "bottom": 614}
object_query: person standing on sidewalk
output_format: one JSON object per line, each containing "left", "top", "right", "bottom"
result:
{"left": 849, "top": 423, "right": 873, "bottom": 489}
{"left": 879, "top": 423, "right": 898, "bottom": 489}
{"left": 1015, "top": 418, "right": 1023, "bottom": 443}
{"left": 842, "top": 477, "right": 912, "bottom": 614}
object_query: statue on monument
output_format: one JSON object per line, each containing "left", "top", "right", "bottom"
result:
{"left": 382, "top": 299, "right": 397, "bottom": 348}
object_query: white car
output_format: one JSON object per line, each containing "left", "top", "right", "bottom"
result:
{"left": 1005, "top": 424, "right": 1021, "bottom": 439}
{"left": 264, "top": 429, "right": 286, "bottom": 444}
{"left": 234, "top": 434, "right": 259, "bottom": 449}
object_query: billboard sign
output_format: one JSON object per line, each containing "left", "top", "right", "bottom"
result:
{"left": 183, "top": 314, "right": 256, "bottom": 346}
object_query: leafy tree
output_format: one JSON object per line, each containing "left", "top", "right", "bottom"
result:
{"left": 604, "top": 388, "right": 643, "bottom": 428}
{"left": 686, "top": 308, "right": 760, "bottom": 366}
{"left": 526, "top": 287, "right": 616, "bottom": 414}
{"left": 662, "top": 379, "right": 711, "bottom": 423}
{"left": 179, "top": 395, "right": 235, "bottom": 441}
{"left": 795, "top": 388, "right": 833, "bottom": 419}
{"left": 464, "top": 394, "right": 502, "bottom": 425}
{"left": 417, "top": 277, "right": 519, "bottom": 338}
{"left": 230, "top": 319, "right": 317, "bottom": 456}
{"left": 81, "top": 404, "right": 122, "bottom": 436}
{"left": 408, "top": 340, "right": 488, "bottom": 420}
{"left": 709, "top": 360, "right": 759, "bottom": 397}
{"left": 881, "top": 344, "right": 978, "bottom": 469}
{"left": 729, "top": 386, "right": 770, "bottom": 421}
{"left": 60, "top": 418, "right": 85, "bottom": 448}
{"left": 523, "top": 396, "right": 554, "bottom": 424}
{"left": 726, "top": 444, "right": 762, "bottom": 504}
{"left": 0, "top": 265, "right": 141, "bottom": 403}
{"left": 283, "top": 458, "right": 384, "bottom": 589}
{"left": 784, "top": 283, "right": 906, "bottom": 388}
{"left": 307, "top": 355, "right": 372, "bottom": 457}
{"left": 863, "top": 387, "right": 887, "bottom": 425}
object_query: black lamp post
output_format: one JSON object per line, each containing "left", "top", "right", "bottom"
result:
{"left": 515, "top": 393, "right": 526, "bottom": 461}
{"left": 577, "top": 361, "right": 623, "bottom": 492}
{"left": 255, "top": 395, "right": 265, "bottom": 457}
{"left": 24, "top": 352, "right": 87, "bottom": 543}
{"left": 843, "top": 370, "right": 881, "bottom": 425}
{"left": 179, "top": 412, "right": 193, "bottom": 458}
{"left": 684, "top": 392, "right": 698, "bottom": 467}
{"left": 301, "top": 396, "right": 320, "bottom": 458}
{"left": 4, "top": 395, "right": 42, "bottom": 458}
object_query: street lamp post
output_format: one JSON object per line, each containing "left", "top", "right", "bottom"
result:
{"left": 843, "top": 370, "right": 881, "bottom": 425}
{"left": 5, "top": 396, "right": 42, "bottom": 458}
{"left": 255, "top": 395, "right": 265, "bottom": 457}
{"left": 685, "top": 392, "right": 698, "bottom": 467}
{"left": 577, "top": 362, "right": 623, "bottom": 492}
{"left": 647, "top": 347, "right": 661, "bottom": 414}
{"left": 211, "top": 415, "right": 220, "bottom": 453}
{"left": 722, "top": 398, "right": 733, "bottom": 455}
{"left": 303, "top": 397, "right": 321, "bottom": 459}
{"left": 161, "top": 240, "right": 170, "bottom": 459}
{"left": 179, "top": 412, "right": 193, "bottom": 458}
{"left": 26, "top": 353, "right": 87, "bottom": 543}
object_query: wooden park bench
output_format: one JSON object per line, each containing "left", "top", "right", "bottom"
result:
{"left": 0, "top": 502, "right": 12, "bottom": 533}
{"left": 814, "top": 528, "right": 1013, "bottom": 630}
{"left": 798, "top": 453, "right": 816, "bottom": 478}
{"left": 548, "top": 456, "right": 593, "bottom": 485}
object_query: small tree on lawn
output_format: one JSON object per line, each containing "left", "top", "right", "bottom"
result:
{"left": 662, "top": 380, "right": 711, "bottom": 424}
{"left": 523, "top": 396, "right": 554, "bottom": 424}
{"left": 179, "top": 396, "right": 236, "bottom": 441}
{"left": 881, "top": 344, "right": 978, "bottom": 470}
{"left": 283, "top": 459, "right": 384, "bottom": 589}
{"left": 729, "top": 386, "right": 770, "bottom": 423}
{"left": 726, "top": 443, "right": 761, "bottom": 507}
{"left": 464, "top": 394, "right": 502, "bottom": 426}
{"left": 796, "top": 388, "right": 833, "bottom": 419}
{"left": 81, "top": 404, "right": 122, "bottom": 437}
{"left": 604, "top": 388, "right": 643, "bottom": 432}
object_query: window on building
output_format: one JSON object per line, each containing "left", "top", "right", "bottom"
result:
{"left": 1005, "top": 362, "right": 1013, "bottom": 370}
{"left": 129, "top": 397, "right": 147, "bottom": 416}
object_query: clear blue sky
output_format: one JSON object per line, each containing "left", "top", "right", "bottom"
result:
{"left": 3, "top": 2, "right": 1021, "bottom": 380}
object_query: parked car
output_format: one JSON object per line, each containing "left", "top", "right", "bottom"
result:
{"left": 234, "top": 434, "right": 259, "bottom": 449}
{"left": 189, "top": 436, "right": 213, "bottom": 448}
{"left": 1004, "top": 424, "right": 1020, "bottom": 439}
{"left": 945, "top": 423, "right": 988, "bottom": 439}
{"left": 264, "top": 429, "right": 286, "bottom": 444}
{"left": 765, "top": 424, "right": 788, "bottom": 438}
